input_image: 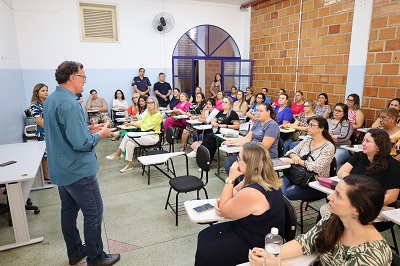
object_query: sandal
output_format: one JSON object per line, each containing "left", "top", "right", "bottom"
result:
{"left": 179, "top": 146, "right": 185, "bottom": 152}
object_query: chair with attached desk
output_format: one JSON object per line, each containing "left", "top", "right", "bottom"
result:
{"left": 283, "top": 196, "right": 297, "bottom": 242}
{"left": 131, "top": 121, "right": 164, "bottom": 158}
{"left": 141, "top": 126, "right": 176, "bottom": 179}
{"left": 165, "top": 145, "right": 211, "bottom": 226}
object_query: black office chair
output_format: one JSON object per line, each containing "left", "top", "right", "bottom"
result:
{"left": 278, "top": 138, "right": 284, "bottom": 158}
{"left": 283, "top": 196, "right": 297, "bottom": 242}
{"left": 297, "top": 158, "right": 337, "bottom": 233}
{"left": 374, "top": 221, "right": 399, "bottom": 255}
{"left": 0, "top": 186, "right": 40, "bottom": 226}
{"left": 132, "top": 121, "right": 164, "bottom": 158}
{"left": 165, "top": 145, "right": 211, "bottom": 226}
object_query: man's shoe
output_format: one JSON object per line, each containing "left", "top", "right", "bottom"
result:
{"left": 69, "top": 246, "right": 87, "bottom": 265}
{"left": 89, "top": 254, "right": 120, "bottom": 266}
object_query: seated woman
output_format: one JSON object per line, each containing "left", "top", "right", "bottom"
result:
{"left": 282, "top": 100, "right": 316, "bottom": 153}
{"left": 227, "top": 86, "right": 238, "bottom": 102}
{"left": 180, "top": 92, "right": 206, "bottom": 151}
{"left": 112, "top": 93, "right": 141, "bottom": 141}
{"left": 249, "top": 175, "right": 392, "bottom": 266}
{"left": 281, "top": 116, "right": 335, "bottom": 200}
{"left": 372, "top": 98, "right": 400, "bottom": 128}
{"left": 195, "top": 142, "right": 285, "bottom": 266}
{"left": 195, "top": 97, "right": 239, "bottom": 161}
{"left": 291, "top": 91, "right": 305, "bottom": 116}
{"left": 246, "top": 93, "right": 265, "bottom": 121}
{"left": 223, "top": 103, "right": 280, "bottom": 175}
{"left": 167, "top": 88, "right": 180, "bottom": 110}
{"left": 232, "top": 90, "right": 248, "bottom": 117}
{"left": 163, "top": 92, "right": 190, "bottom": 143}
{"left": 30, "top": 83, "right": 50, "bottom": 181}
{"left": 378, "top": 108, "right": 400, "bottom": 160}
{"left": 274, "top": 93, "right": 293, "bottom": 126}
{"left": 189, "top": 86, "right": 202, "bottom": 103}
{"left": 272, "top": 88, "right": 285, "bottom": 107}
{"left": 112, "top": 89, "right": 128, "bottom": 109}
{"left": 215, "top": 91, "right": 225, "bottom": 111}
{"left": 346, "top": 93, "right": 364, "bottom": 132}
{"left": 244, "top": 87, "right": 255, "bottom": 106}
{"left": 85, "top": 89, "right": 112, "bottom": 126}
{"left": 328, "top": 103, "right": 353, "bottom": 169}
{"left": 135, "top": 95, "right": 148, "bottom": 120}
{"left": 106, "top": 97, "right": 162, "bottom": 173}
{"left": 338, "top": 129, "right": 400, "bottom": 207}
{"left": 315, "top": 93, "right": 331, "bottom": 119}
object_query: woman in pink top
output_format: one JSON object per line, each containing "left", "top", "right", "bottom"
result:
{"left": 163, "top": 92, "right": 191, "bottom": 141}
{"left": 215, "top": 91, "right": 225, "bottom": 111}
{"left": 346, "top": 93, "right": 364, "bottom": 131}
{"left": 291, "top": 91, "right": 304, "bottom": 115}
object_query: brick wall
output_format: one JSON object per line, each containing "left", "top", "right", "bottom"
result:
{"left": 249, "top": 0, "right": 400, "bottom": 126}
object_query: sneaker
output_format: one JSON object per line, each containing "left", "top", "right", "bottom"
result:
{"left": 187, "top": 151, "right": 196, "bottom": 158}
{"left": 120, "top": 154, "right": 125, "bottom": 159}
{"left": 106, "top": 153, "right": 119, "bottom": 160}
{"left": 120, "top": 165, "right": 133, "bottom": 173}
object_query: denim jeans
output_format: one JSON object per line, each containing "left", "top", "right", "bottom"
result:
{"left": 281, "top": 175, "right": 325, "bottom": 201}
{"left": 58, "top": 175, "right": 106, "bottom": 264}
{"left": 334, "top": 147, "right": 352, "bottom": 172}
{"left": 283, "top": 139, "right": 300, "bottom": 154}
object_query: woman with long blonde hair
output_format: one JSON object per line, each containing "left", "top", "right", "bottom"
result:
{"left": 195, "top": 142, "right": 285, "bottom": 266}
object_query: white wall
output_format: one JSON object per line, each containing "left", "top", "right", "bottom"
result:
{"left": 0, "top": 0, "right": 26, "bottom": 144}
{"left": 11, "top": 0, "right": 250, "bottom": 107}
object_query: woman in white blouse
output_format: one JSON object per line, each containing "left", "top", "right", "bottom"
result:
{"left": 112, "top": 89, "right": 128, "bottom": 109}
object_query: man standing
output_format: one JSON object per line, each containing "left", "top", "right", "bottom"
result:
{"left": 153, "top": 72, "right": 172, "bottom": 107}
{"left": 132, "top": 67, "right": 151, "bottom": 96}
{"left": 44, "top": 61, "right": 120, "bottom": 266}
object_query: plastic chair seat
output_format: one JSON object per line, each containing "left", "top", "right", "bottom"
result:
{"left": 169, "top": 175, "right": 205, "bottom": 193}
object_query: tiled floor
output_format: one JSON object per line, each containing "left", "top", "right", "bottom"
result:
{"left": 0, "top": 138, "right": 398, "bottom": 265}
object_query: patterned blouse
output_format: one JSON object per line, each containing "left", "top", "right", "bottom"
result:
{"left": 316, "top": 104, "right": 331, "bottom": 117}
{"left": 30, "top": 101, "right": 45, "bottom": 141}
{"left": 285, "top": 137, "right": 335, "bottom": 177}
{"left": 296, "top": 213, "right": 392, "bottom": 266}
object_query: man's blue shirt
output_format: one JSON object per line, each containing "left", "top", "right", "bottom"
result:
{"left": 44, "top": 86, "right": 100, "bottom": 186}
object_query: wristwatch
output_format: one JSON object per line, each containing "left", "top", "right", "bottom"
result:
{"left": 225, "top": 177, "right": 234, "bottom": 184}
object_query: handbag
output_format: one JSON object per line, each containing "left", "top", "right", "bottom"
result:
{"left": 317, "top": 177, "right": 338, "bottom": 190}
{"left": 283, "top": 149, "right": 316, "bottom": 187}
{"left": 283, "top": 164, "right": 316, "bottom": 187}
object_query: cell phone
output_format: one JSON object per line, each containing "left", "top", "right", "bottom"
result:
{"left": 0, "top": 160, "right": 17, "bottom": 167}
{"left": 193, "top": 203, "right": 214, "bottom": 213}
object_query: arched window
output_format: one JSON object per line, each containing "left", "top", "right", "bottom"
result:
{"left": 172, "top": 24, "right": 252, "bottom": 97}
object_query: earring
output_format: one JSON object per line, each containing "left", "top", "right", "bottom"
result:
{"left": 352, "top": 214, "right": 357, "bottom": 220}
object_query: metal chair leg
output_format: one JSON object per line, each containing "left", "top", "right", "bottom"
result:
{"left": 390, "top": 226, "right": 399, "bottom": 254}
{"left": 175, "top": 192, "right": 179, "bottom": 226}
{"left": 300, "top": 201, "right": 305, "bottom": 234}
{"left": 165, "top": 187, "right": 172, "bottom": 210}
{"left": 203, "top": 188, "right": 208, "bottom": 199}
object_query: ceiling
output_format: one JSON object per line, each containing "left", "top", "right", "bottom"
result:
{"left": 185, "top": 0, "right": 253, "bottom": 6}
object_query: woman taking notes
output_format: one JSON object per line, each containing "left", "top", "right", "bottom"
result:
{"left": 195, "top": 143, "right": 284, "bottom": 266}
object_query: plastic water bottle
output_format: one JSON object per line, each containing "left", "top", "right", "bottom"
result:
{"left": 264, "top": 227, "right": 283, "bottom": 266}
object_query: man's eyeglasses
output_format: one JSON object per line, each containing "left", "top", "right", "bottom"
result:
{"left": 75, "top": 74, "right": 87, "bottom": 81}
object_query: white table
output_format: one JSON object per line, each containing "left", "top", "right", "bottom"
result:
{"left": 340, "top": 144, "right": 363, "bottom": 153}
{"left": 280, "top": 128, "right": 296, "bottom": 133}
{"left": 308, "top": 176, "right": 340, "bottom": 194}
{"left": 357, "top": 128, "right": 371, "bottom": 133}
{"left": 0, "top": 141, "right": 46, "bottom": 250}
{"left": 380, "top": 208, "right": 400, "bottom": 226}
{"left": 187, "top": 119, "right": 202, "bottom": 125}
{"left": 126, "top": 131, "right": 161, "bottom": 138}
{"left": 237, "top": 253, "right": 318, "bottom": 266}
{"left": 184, "top": 199, "right": 226, "bottom": 223}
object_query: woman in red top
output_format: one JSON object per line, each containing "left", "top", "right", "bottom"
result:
{"left": 291, "top": 91, "right": 304, "bottom": 116}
